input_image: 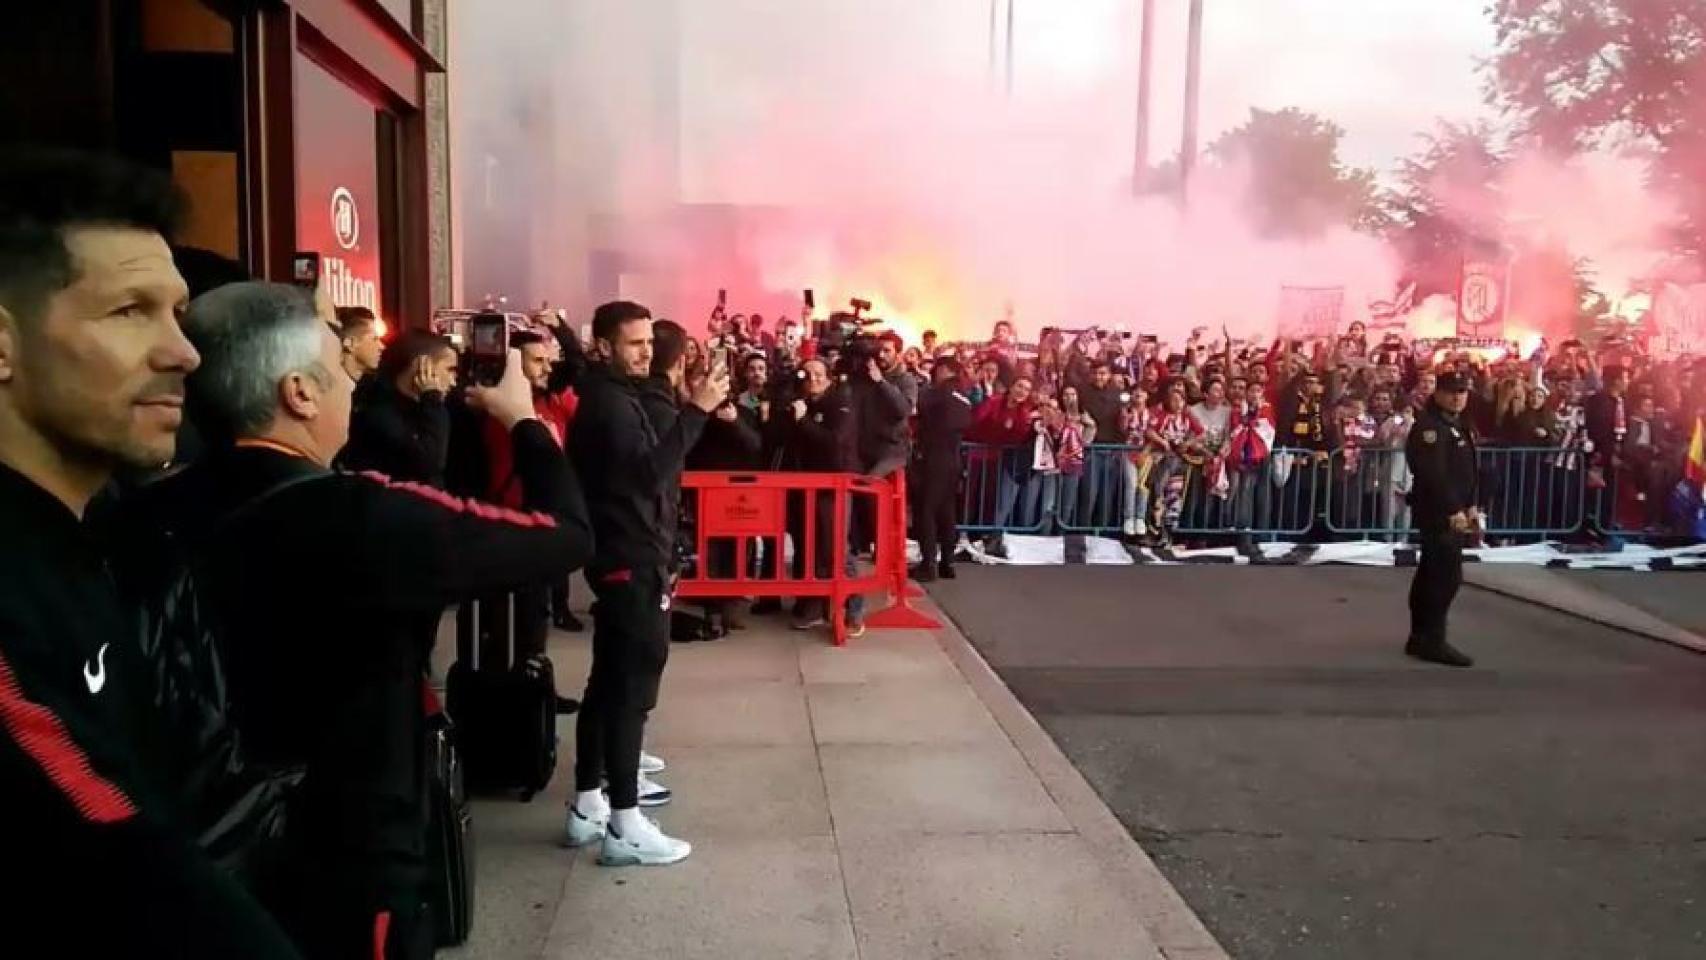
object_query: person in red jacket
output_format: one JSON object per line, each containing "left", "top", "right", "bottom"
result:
{"left": 480, "top": 322, "right": 588, "bottom": 668}
{"left": 966, "top": 377, "right": 1039, "bottom": 551}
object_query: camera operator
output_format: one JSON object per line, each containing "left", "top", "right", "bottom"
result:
{"left": 337, "top": 329, "right": 457, "bottom": 488}
{"left": 565, "top": 302, "right": 727, "bottom": 867}
{"left": 911, "top": 358, "right": 974, "bottom": 581}
{"left": 1, "top": 148, "right": 305, "bottom": 958}
{"left": 156, "top": 281, "right": 591, "bottom": 958}
{"left": 778, "top": 357, "right": 866, "bottom": 634}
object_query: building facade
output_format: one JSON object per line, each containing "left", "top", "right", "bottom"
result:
{"left": 2, "top": 0, "right": 454, "bottom": 327}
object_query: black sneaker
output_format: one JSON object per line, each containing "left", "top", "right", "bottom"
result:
{"left": 909, "top": 563, "right": 938, "bottom": 583}
{"left": 1404, "top": 637, "right": 1474, "bottom": 668}
{"left": 937, "top": 562, "right": 957, "bottom": 580}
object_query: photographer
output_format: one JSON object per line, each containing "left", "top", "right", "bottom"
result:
{"left": 161, "top": 281, "right": 592, "bottom": 958}
{"left": 565, "top": 302, "right": 727, "bottom": 867}
{"left": 777, "top": 357, "right": 866, "bottom": 634}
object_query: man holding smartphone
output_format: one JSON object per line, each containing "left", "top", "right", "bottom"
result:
{"left": 565, "top": 301, "right": 728, "bottom": 866}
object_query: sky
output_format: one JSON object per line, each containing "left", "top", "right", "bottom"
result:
{"left": 676, "top": 0, "right": 1500, "bottom": 203}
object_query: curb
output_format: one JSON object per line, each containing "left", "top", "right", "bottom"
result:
{"left": 925, "top": 596, "right": 1233, "bottom": 960}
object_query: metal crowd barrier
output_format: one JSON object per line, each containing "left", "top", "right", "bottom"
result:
{"left": 955, "top": 441, "right": 1634, "bottom": 543}
{"left": 1321, "top": 446, "right": 1589, "bottom": 539}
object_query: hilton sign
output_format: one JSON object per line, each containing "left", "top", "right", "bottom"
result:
{"left": 315, "top": 185, "right": 378, "bottom": 312}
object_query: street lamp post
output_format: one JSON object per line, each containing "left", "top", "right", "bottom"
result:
{"left": 1180, "top": 0, "right": 1204, "bottom": 199}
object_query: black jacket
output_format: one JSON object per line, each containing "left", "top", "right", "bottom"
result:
{"left": 1584, "top": 390, "right": 1626, "bottom": 463}
{"left": 0, "top": 463, "right": 304, "bottom": 958}
{"left": 690, "top": 405, "right": 764, "bottom": 471}
{"left": 1079, "top": 385, "right": 1125, "bottom": 444}
{"left": 129, "top": 422, "right": 589, "bottom": 900}
{"left": 781, "top": 385, "right": 857, "bottom": 472}
{"left": 851, "top": 374, "right": 909, "bottom": 472}
{"left": 1405, "top": 400, "right": 1480, "bottom": 533}
{"left": 339, "top": 379, "right": 451, "bottom": 487}
{"left": 572, "top": 363, "right": 708, "bottom": 575}
{"left": 916, "top": 383, "right": 975, "bottom": 467}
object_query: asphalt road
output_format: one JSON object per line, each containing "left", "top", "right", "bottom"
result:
{"left": 928, "top": 565, "right": 1706, "bottom": 960}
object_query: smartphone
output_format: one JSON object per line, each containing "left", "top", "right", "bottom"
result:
{"left": 469, "top": 311, "right": 509, "bottom": 387}
{"left": 804, "top": 288, "right": 815, "bottom": 310}
{"left": 291, "top": 252, "right": 321, "bottom": 289}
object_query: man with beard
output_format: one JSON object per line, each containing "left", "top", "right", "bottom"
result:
{"left": 564, "top": 303, "right": 727, "bottom": 866}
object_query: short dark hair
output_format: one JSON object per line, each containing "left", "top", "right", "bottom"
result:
{"left": 0, "top": 147, "right": 185, "bottom": 326}
{"left": 591, "top": 299, "right": 652, "bottom": 343}
{"left": 651, "top": 319, "right": 687, "bottom": 377}
{"left": 510, "top": 330, "right": 545, "bottom": 350}
{"left": 923, "top": 329, "right": 938, "bottom": 340}
{"left": 377, "top": 328, "right": 455, "bottom": 384}
{"left": 335, "top": 305, "right": 376, "bottom": 336}
{"left": 879, "top": 331, "right": 903, "bottom": 351}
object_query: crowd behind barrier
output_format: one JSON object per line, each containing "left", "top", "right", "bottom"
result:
{"left": 955, "top": 441, "right": 1652, "bottom": 543}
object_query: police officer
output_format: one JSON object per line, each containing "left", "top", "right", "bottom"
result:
{"left": 912, "top": 358, "right": 973, "bottom": 581}
{"left": 1404, "top": 370, "right": 1480, "bottom": 667}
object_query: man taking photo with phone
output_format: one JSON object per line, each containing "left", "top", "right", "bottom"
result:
{"left": 565, "top": 300, "right": 728, "bottom": 866}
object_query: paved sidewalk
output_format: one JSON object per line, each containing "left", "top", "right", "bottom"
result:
{"left": 440, "top": 599, "right": 1225, "bottom": 960}
{"left": 1464, "top": 565, "right": 1706, "bottom": 655}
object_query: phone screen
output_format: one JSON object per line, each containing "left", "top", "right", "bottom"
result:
{"left": 291, "top": 252, "right": 320, "bottom": 288}
{"left": 469, "top": 312, "right": 508, "bottom": 386}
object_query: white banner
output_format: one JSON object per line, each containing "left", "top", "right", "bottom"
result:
{"left": 1653, "top": 283, "right": 1706, "bottom": 359}
{"left": 1275, "top": 286, "right": 1345, "bottom": 339}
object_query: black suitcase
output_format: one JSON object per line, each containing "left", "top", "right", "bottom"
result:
{"left": 424, "top": 710, "right": 474, "bottom": 947}
{"left": 446, "top": 596, "right": 559, "bottom": 800}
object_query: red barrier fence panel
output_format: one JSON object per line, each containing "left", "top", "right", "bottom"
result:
{"left": 676, "top": 471, "right": 940, "bottom": 646}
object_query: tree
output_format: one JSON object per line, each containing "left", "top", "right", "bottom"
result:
{"left": 1380, "top": 122, "right": 1508, "bottom": 298}
{"left": 1487, "top": 0, "right": 1706, "bottom": 265}
{"left": 1203, "top": 107, "right": 1383, "bottom": 238}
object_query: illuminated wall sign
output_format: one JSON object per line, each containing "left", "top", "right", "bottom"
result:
{"left": 295, "top": 52, "right": 384, "bottom": 314}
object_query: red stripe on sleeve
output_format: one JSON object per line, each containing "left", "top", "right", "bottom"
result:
{"left": 354, "top": 472, "right": 557, "bottom": 529}
{"left": 0, "top": 650, "right": 136, "bottom": 824}
{"left": 372, "top": 910, "right": 392, "bottom": 960}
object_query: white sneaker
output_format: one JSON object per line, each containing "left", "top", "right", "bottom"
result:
{"left": 564, "top": 798, "right": 610, "bottom": 848}
{"left": 1122, "top": 518, "right": 1138, "bottom": 537}
{"left": 639, "top": 750, "right": 666, "bottom": 775}
{"left": 636, "top": 772, "right": 673, "bottom": 807}
{"left": 599, "top": 814, "right": 692, "bottom": 867}
{"left": 601, "top": 771, "right": 674, "bottom": 807}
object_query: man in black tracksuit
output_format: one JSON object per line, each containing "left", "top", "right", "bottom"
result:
{"left": 161, "top": 281, "right": 592, "bottom": 958}
{"left": 1404, "top": 371, "right": 1480, "bottom": 668}
{"left": 912, "top": 358, "right": 974, "bottom": 580}
{"left": 338, "top": 329, "right": 458, "bottom": 487}
{"left": 565, "top": 301, "right": 727, "bottom": 867}
{"left": 0, "top": 149, "right": 302, "bottom": 956}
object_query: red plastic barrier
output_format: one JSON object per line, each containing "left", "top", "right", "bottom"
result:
{"left": 676, "top": 471, "right": 941, "bottom": 646}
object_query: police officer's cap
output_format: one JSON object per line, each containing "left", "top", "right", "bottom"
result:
{"left": 1436, "top": 371, "right": 1471, "bottom": 392}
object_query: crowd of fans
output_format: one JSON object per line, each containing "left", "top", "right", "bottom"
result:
{"left": 694, "top": 306, "right": 1704, "bottom": 551}
{"left": 5, "top": 146, "right": 1702, "bottom": 960}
